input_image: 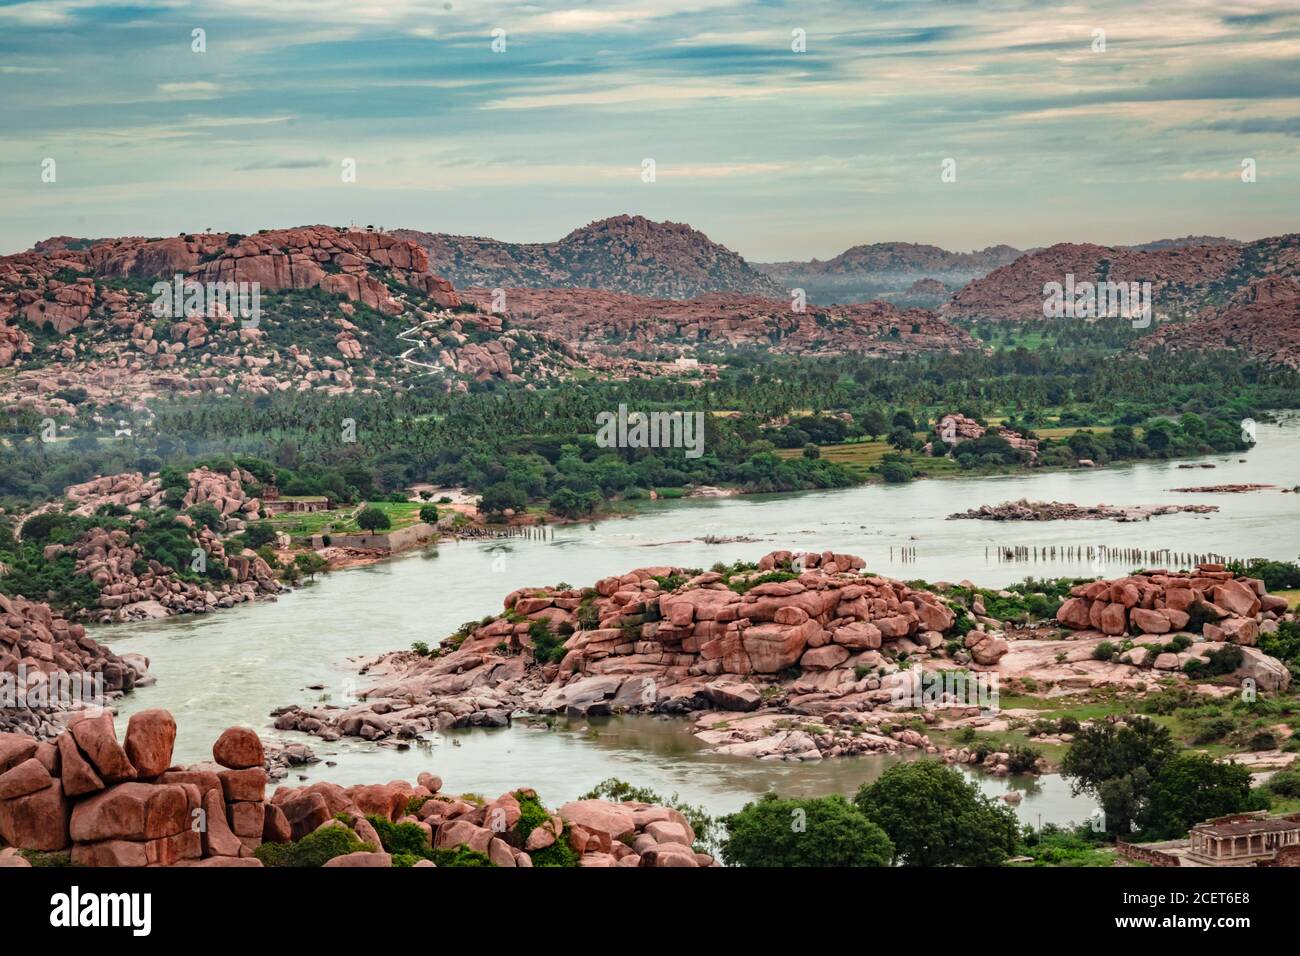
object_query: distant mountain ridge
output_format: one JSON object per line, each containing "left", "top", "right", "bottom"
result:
{"left": 394, "top": 214, "right": 783, "bottom": 300}
{"left": 943, "top": 234, "right": 1300, "bottom": 322}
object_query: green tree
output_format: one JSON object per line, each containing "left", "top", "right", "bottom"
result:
{"left": 853, "top": 761, "right": 1017, "bottom": 866}
{"left": 479, "top": 482, "right": 527, "bottom": 518}
{"left": 356, "top": 506, "right": 391, "bottom": 532}
{"left": 418, "top": 503, "right": 440, "bottom": 524}
{"left": 1140, "top": 754, "right": 1262, "bottom": 839}
{"left": 1060, "top": 716, "right": 1178, "bottom": 836}
{"left": 721, "top": 794, "right": 893, "bottom": 867}
{"left": 293, "top": 551, "right": 329, "bottom": 580}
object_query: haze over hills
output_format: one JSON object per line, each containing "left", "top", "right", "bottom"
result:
{"left": 755, "top": 242, "right": 1025, "bottom": 307}
{"left": 394, "top": 214, "right": 784, "bottom": 301}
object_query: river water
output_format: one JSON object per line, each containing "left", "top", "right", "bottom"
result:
{"left": 97, "top": 420, "right": 1299, "bottom": 828}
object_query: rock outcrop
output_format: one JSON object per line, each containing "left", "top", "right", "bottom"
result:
{"left": 1138, "top": 275, "right": 1300, "bottom": 369}
{"left": 1054, "top": 564, "right": 1291, "bottom": 690}
{"left": 0, "top": 593, "right": 148, "bottom": 740}
{"left": 949, "top": 499, "right": 1218, "bottom": 522}
{"left": 272, "top": 549, "right": 1005, "bottom": 761}
{"left": 459, "top": 287, "right": 982, "bottom": 358}
{"left": 0, "top": 713, "right": 715, "bottom": 867}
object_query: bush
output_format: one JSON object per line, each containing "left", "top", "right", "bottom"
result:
{"left": 720, "top": 794, "right": 893, "bottom": 867}
{"left": 367, "top": 814, "right": 494, "bottom": 866}
{"left": 1267, "top": 767, "right": 1300, "bottom": 798}
{"left": 418, "top": 504, "right": 440, "bottom": 524}
{"left": 880, "top": 459, "right": 914, "bottom": 484}
{"left": 1093, "top": 641, "right": 1117, "bottom": 661}
{"left": 527, "top": 619, "right": 567, "bottom": 664}
{"left": 853, "top": 761, "right": 1017, "bottom": 866}
{"left": 1006, "top": 745, "right": 1042, "bottom": 774}
{"left": 254, "top": 822, "right": 369, "bottom": 867}
{"left": 242, "top": 522, "right": 278, "bottom": 549}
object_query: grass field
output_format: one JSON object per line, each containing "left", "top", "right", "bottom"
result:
{"left": 267, "top": 500, "right": 426, "bottom": 536}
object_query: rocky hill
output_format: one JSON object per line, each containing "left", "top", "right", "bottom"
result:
{"left": 394, "top": 214, "right": 783, "bottom": 300}
{"left": 1137, "top": 275, "right": 1300, "bottom": 368}
{"left": 755, "top": 242, "right": 1024, "bottom": 306}
{"left": 458, "top": 286, "right": 982, "bottom": 358}
{"left": 0, "top": 227, "right": 605, "bottom": 411}
{"left": 944, "top": 233, "right": 1300, "bottom": 323}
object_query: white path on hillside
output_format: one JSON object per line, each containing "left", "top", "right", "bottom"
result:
{"left": 396, "top": 317, "right": 446, "bottom": 375}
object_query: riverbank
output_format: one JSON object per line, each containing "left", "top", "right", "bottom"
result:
{"left": 87, "top": 421, "right": 1300, "bottom": 829}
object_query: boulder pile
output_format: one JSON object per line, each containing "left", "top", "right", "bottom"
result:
{"left": 273, "top": 550, "right": 1005, "bottom": 758}
{"left": 1054, "top": 564, "right": 1292, "bottom": 688}
{"left": 935, "top": 413, "right": 1039, "bottom": 460}
{"left": 65, "top": 466, "right": 262, "bottom": 527}
{"left": 0, "top": 711, "right": 715, "bottom": 867}
{"left": 949, "top": 499, "right": 1219, "bottom": 522}
{"left": 0, "top": 593, "right": 148, "bottom": 739}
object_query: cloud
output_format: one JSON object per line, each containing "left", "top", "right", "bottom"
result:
{"left": 157, "top": 81, "right": 222, "bottom": 97}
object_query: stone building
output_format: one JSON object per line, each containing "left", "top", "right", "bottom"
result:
{"left": 1186, "top": 811, "right": 1300, "bottom": 866}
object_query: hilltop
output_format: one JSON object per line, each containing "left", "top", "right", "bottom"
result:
{"left": 394, "top": 214, "right": 784, "bottom": 300}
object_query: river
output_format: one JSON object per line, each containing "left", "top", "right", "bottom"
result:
{"left": 96, "top": 419, "right": 1299, "bottom": 828}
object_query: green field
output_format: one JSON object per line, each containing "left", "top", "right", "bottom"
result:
{"left": 266, "top": 500, "right": 426, "bottom": 537}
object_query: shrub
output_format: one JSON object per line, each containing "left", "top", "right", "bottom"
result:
{"left": 418, "top": 504, "right": 440, "bottom": 524}
{"left": 1006, "top": 745, "right": 1042, "bottom": 774}
{"left": 1267, "top": 768, "right": 1300, "bottom": 798}
{"left": 1093, "top": 641, "right": 1117, "bottom": 661}
{"left": 527, "top": 619, "right": 567, "bottom": 664}
{"left": 242, "top": 522, "right": 278, "bottom": 549}
{"left": 720, "top": 794, "right": 893, "bottom": 867}
{"left": 254, "top": 823, "right": 369, "bottom": 867}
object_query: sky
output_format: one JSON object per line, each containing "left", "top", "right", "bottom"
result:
{"left": 1, "top": 0, "right": 1298, "bottom": 260}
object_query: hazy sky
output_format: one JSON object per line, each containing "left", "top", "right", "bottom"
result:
{"left": 1, "top": 0, "right": 1298, "bottom": 259}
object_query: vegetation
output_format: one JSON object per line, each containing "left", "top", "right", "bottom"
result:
{"left": 853, "top": 761, "right": 1018, "bottom": 866}
{"left": 720, "top": 793, "right": 893, "bottom": 867}
{"left": 581, "top": 777, "right": 719, "bottom": 855}
{"left": 253, "top": 822, "right": 371, "bottom": 867}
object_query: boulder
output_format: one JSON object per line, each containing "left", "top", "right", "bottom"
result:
{"left": 212, "top": 727, "right": 265, "bottom": 770}
{"left": 123, "top": 709, "right": 177, "bottom": 778}
{"left": 0, "top": 780, "right": 70, "bottom": 851}
{"left": 0, "top": 758, "right": 53, "bottom": 800}
{"left": 69, "top": 712, "right": 137, "bottom": 783}
{"left": 57, "top": 733, "right": 105, "bottom": 797}
{"left": 70, "top": 782, "right": 190, "bottom": 842}
{"left": 558, "top": 800, "right": 636, "bottom": 841}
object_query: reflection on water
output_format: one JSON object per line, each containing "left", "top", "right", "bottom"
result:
{"left": 95, "top": 421, "right": 1300, "bottom": 826}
